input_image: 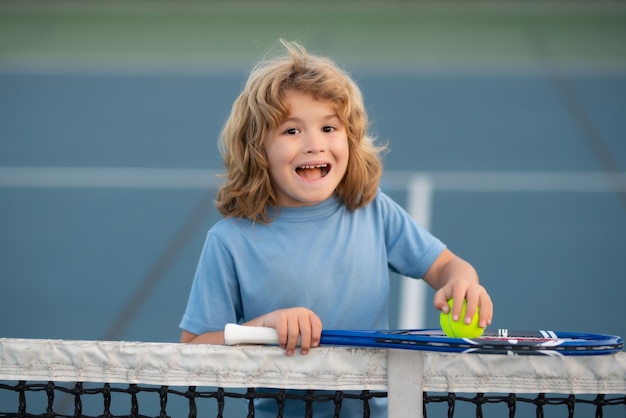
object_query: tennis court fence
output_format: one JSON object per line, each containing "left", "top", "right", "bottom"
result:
{"left": 1, "top": 337, "right": 625, "bottom": 417}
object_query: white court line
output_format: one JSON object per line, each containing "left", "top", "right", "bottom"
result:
{"left": 1, "top": 166, "right": 624, "bottom": 329}
{"left": 0, "top": 167, "right": 224, "bottom": 189}
{"left": 383, "top": 170, "right": 626, "bottom": 193}
{"left": 1, "top": 166, "right": 625, "bottom": 191}
{"left": 2, "top": 58, "right": 625, "bottom": 78}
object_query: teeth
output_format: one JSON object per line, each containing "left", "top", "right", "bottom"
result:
{"left": 299, "top": 164, "right": 328, "bottom": 169}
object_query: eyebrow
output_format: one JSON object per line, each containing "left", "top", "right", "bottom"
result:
{"left": 280, "top": 114, "right": 341, "bottom": 125}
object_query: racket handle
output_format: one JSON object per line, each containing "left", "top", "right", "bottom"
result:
{"left": 224, "top": 324, "right": 282, "bottom": 346}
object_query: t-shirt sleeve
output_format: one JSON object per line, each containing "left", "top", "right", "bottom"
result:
{"left": 378, "top": 191, "right": 446, "bottom": 278}
{"left": 179, "top": 230, "right": 242, "bottom": 335}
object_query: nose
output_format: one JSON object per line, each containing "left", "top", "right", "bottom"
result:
{"left": 303, "top": 131, "right": 325, "bottom": 154}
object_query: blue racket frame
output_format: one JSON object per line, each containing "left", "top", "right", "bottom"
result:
{"left": 319, "top": 329, "right": 623, "bottom": 356}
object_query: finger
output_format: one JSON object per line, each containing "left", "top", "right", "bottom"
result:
{"left": 274, "top": 315, "right": 289, "bottom": 350}
{"left": 310, "top": 315, "right": 322, "bottom": 348}
{"left": 433, "top": 288, "right": 452, "bottom": 313}
{"left": 478, "top": 293, "right": 494, "bottom": 328}
{"left": 451, "top": 286, "right": 469, "bottom": 322}
{"left": 298, "top": 316, "right": 312, "bottom": 355}
{"left": 463, "top": 291, "right": 479, "bottom": 325}
{"left": 284, "top": 316, "right": 301, "bottom": 356}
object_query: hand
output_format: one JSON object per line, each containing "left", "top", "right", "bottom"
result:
{"left": 434, "top": 280, "right": 493, "bottom": 329}
{"left": 252, "top": 307, "right": 322, "bottom": 356}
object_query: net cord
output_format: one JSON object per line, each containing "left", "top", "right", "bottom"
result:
{"left": 1, "top": 338, "right": 624, "bottom": 400}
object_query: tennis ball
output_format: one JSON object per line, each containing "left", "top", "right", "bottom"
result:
{"left": 440, "top": 299, "right": 484, "bottom": 338}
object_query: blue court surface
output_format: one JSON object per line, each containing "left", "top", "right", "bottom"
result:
{"left": 1, "top": 3, "right": 625, "bottom": 349}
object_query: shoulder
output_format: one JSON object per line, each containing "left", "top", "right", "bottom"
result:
{"left": 204, "top": 216, "right": 256, "bottom": 246}
{"left": 362, "top": 189, "right": 405, "bottom": 215}
{"left": 210, "top": 216, "right": 252, "bottom": 233}
{"left": 360, "top": 189, "right": 423, "bottom": 233}
{"left": 373, "top": 189, "right": 394, "bottom": 205}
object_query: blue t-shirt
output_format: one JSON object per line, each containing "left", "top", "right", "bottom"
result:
{"left": 179, "top": 190, "right": 446, "bottom": 417}
{"left": 180, "top": 190, "right": 445, "bottom": 334}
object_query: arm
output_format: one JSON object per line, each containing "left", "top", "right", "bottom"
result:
{"left": 180, "top": 307, "right": 322, "bottom": 356}
{"left": 422, "top": 248, "right": 493, "bottom": 329}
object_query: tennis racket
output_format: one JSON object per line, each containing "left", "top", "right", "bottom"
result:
{"left": 224, "top": 324, "right": 623, "bottom": 356}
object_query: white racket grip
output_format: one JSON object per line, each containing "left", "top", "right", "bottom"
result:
{"left": 224, "top": 324, "right": 280, "bottom": 346}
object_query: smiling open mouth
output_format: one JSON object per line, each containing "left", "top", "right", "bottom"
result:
{"left": 296, "top": 164, "right": 330, "bottom": 179}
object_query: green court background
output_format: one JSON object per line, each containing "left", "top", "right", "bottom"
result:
{"left": 2, "top": 1, "right": 625, "bottom": 71}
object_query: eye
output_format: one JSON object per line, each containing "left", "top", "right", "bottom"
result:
{"left": 322, "top": 126, "right": 336, "bottom": 133}
{"left": 283, "top": 128, "right": 300, "bottom": 135}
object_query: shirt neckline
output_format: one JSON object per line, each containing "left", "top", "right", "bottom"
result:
{"left": 268, "top": 196, "right": 342, "bottom": 223}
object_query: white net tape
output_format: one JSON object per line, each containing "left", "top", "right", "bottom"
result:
{"left": 1, "top": 337, "right": 625, "bottom": 395}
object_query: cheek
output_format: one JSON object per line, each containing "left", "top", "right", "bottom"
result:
{"left": 265, "top": 142, "right": 293, "bottom": 173}
{"left": 337, "top": 139, "right": 351, "bottom": 165}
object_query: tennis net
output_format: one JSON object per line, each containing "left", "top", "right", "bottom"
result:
{"left": 0, "top": 337, "right": 624, "bottom": 417}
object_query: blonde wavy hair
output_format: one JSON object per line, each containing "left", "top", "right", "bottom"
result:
{"left": 216, "top": 39, "right": 385, "bottom": 222}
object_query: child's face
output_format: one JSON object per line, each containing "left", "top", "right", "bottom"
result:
{"left": 264, "top": 90, "right": 349, "bottom": 207}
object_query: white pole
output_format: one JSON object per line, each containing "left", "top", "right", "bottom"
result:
{"left": 397, "top": 175, "right": 434, "bottom": 329}
{"left": 387, "top": 349, "right": 424, "bottom": 418}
